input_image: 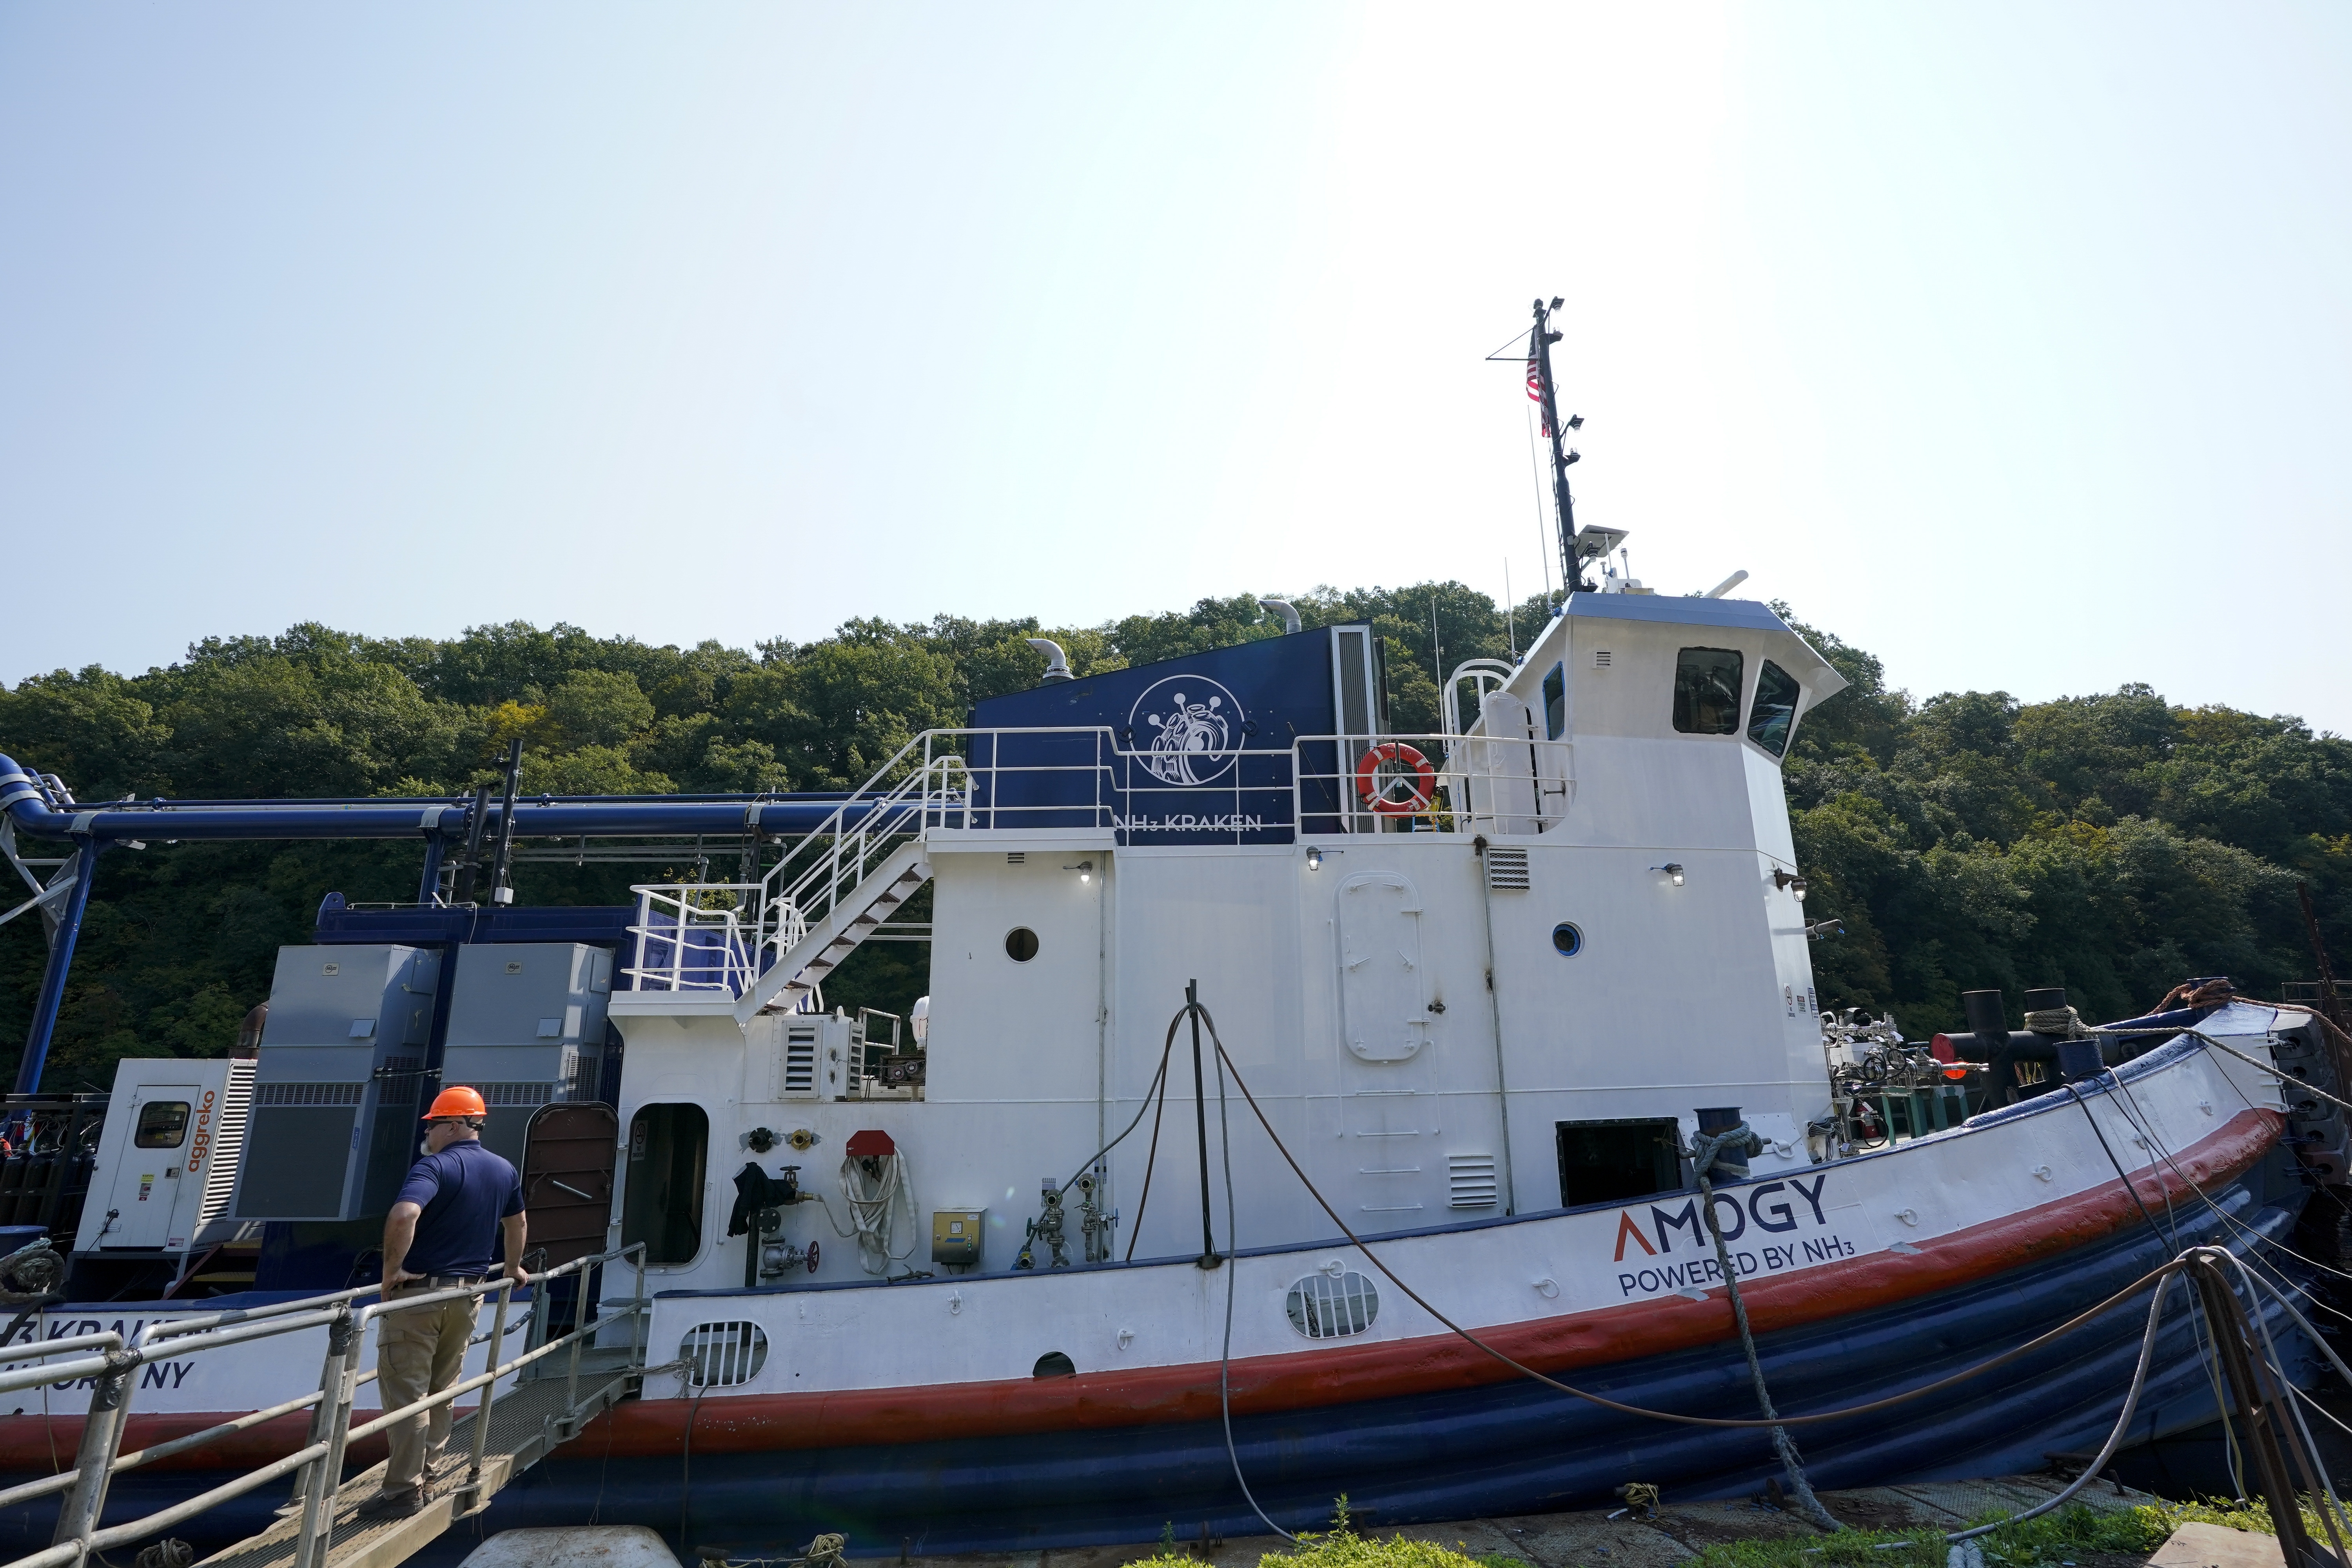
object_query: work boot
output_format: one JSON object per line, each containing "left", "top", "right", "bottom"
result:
{"left": 355, "top": 1483, "right": 424, "bottom": 1520}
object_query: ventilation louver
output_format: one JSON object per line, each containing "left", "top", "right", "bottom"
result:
{"left": 782, "top": 1026, "right": 819, "bottom": 1097}
{"left": 196, "top": 1059, "right": 257, "bottom": 1232}
{"left": 681, "top": 1321, "right": 768, "bottom": 1387}
{"left": 1447, "top": 1152, "right": 1499, "bottom": 1209}
{"left": 1485, "top": 848, "right": 1530, "bottom": 891}
{"left": 1285, "top": 1272, "right": 1380, "bottom": 1339}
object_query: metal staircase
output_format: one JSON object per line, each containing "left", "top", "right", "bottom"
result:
{"left": 734, "top": 839, "right": 932, "bottom": 1021}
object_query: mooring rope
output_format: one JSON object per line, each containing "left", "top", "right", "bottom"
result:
{"left": 1689, "top": 1122, "right": 1841, "bottom": 1532}
{"left": 1156, "top": 993, "right": 2344, "bottom": 1544}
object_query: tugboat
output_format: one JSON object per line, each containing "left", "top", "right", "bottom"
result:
{"left": 0, "top": 298, "right": 2343, "bottom": 1559}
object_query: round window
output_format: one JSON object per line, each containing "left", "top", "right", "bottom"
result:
{"left": 1285, "top": 1271, "right": 1379, "bottom": 1340}
{"left": 1552, "top": 922, "right": 1583, "bottom": 956}
{"left": 1005, "top": 927, "right": 1040, "bottom": 962}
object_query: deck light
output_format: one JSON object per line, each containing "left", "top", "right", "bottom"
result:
{"left": 1773, "top": 869, "right": 1808, "bottom": 901}
{"left": 1306, "top": 847, "right": 1324, "bottom": 870}
{"left": 1064, "top": 860, "right": 1094, "bottom": 883}
{"left": 1652, "top": 863, "right": 1684, "bottom": 887}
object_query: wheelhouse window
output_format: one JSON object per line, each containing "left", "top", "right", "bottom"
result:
{"left": 622, "top": 1102, "right": 708, "bottom": 1266}
{"left": 1542, "top": 663, "right": 1566, "bottom": 740}
{"left": 1671, "top": 648, "right": 1743, "bottom": 735}
{"left": 1747, "top": 660, "right": 1801, "bottom": 757}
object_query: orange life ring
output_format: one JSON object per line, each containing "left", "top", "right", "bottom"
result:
{"left": 1355, "top": 742, "right": 1436, "bottom": 816}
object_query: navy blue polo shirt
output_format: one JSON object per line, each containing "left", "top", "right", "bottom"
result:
{"left": 396, "top": 1138, "right": 524, "bottom": 1278}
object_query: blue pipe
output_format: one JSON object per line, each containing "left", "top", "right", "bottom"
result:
{"left": 0, "top": 756, "right": 886, "bottom": 844}
{"left": 415, "top": 831, "right": 448, "bottom": 905}
{"left": 12, "top": 840, "right": 101, "bottom": 1095}
{"left": 0, "top": 751, "right": 911, "bottom": 1097}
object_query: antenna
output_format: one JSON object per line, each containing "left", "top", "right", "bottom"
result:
{"left": 1528, "top": 297, "right": 1591, "bottom": 594}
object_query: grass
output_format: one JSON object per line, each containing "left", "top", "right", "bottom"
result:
{"left": 1124, "top": 1496, "right": 2352, "bottom": 1568}
{"left": 1691, "top": 1498, "right": 2352, "bottom": 1568}
{"left": 1123, "top": 1499, "right": 1531, "bottom": 1568}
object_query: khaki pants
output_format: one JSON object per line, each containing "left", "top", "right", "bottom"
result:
{"left": 376, "top": 1286, "right": 482, "bottom": 1490}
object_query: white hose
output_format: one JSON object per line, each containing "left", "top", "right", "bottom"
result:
{"left": 838, "top": 1152, "right": 918, "bottom": 1276}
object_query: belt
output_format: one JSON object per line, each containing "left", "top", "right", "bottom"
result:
{"left": 410, "top": 1272, "right": 496, "bottom": 1289}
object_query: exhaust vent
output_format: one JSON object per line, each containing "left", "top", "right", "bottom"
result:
{"left": 782, "top": 1025, "right": 819, "bottom": 1097}
{"left": 1593, "top": 650, "right": 1612, "bottom": 668}
{"left": 1448, "top": 1152, "right": 1499, "bottom": 1209}
{"left": 196, "top": 1059, "right": 257, "bottom": 1232}
{"left": 1485, "top": 848, "right": 1530, "bottom": 891}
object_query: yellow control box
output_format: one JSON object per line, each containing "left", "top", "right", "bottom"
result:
{"left": 932, "top": 1208, "right": 984, "bottom": 1267}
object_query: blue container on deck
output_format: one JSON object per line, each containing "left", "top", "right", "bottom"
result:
{"left": 0, "top": 1225, "right": 47, "bottom": 1254}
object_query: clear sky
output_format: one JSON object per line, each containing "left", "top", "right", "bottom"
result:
{"left": 4, "top": 5, "right": 2348, "bottom": 730}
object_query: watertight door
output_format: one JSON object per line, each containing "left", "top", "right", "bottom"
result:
{"left": 522, "top": 1102, "right": 620, "bottom": 1269}
{"left": 1336, "top": 873, "right": 1427, "bottom": 1063}
{"left": 1333, "top": 872, "right": 1438, "bottom": 1218}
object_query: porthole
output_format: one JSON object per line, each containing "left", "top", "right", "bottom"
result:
{"left": 680, "top": 1321, "right": 768, "bottom": 1387}
{"left": 1005, "top": 927, "right": 1040, "bottom": 962}
{"left": 1285, "top": 1271, "right": 1379, "bottom": 1340}
{"left": 1033, "top": 1350, "right": 1076, "bottom": 1378}
{"left": 1552, "top": 922, "right": 1583, "bottom": 957}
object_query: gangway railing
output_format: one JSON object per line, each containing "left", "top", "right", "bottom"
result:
{"left": 0, "top": 1245, "right": 649, "bottom": 1568}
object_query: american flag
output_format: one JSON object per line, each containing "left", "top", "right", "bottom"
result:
{"left": 1525, "top": 342, "right": 1552, "bottom": 437}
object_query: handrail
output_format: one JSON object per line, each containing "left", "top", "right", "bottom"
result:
{"left": 622, "top": 718, "right": 1579, "bottom": 1002}
{"left": 17, "top": 1243, "right": 649, "bottom": 1568}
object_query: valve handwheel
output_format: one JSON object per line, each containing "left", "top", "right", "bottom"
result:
{"left": 806, "top": 1239, "right": 820, "bottom": 1274}
{"left": 1354, "top": 742, "right": 1436, "bottom": 817}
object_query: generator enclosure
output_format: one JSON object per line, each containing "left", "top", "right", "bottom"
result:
{"left": 440, "top": 943, "right": 613, "bottom": 1166}
{"left": 230, "top": 945, "right": 440, "bottom": 1222}
{"left": 74, "top": 1056, "right": 256, "bottom": 1256}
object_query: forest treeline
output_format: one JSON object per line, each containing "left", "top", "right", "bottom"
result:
{"left": 2, "top": 583, "right": 2346, "bottom": 1091}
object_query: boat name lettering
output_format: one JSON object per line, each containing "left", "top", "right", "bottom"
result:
{"left": 14, "top": 1318, "right": 200, "bottom": 1392}
{"left": 1113, "top": 813, "right": 1266, "bottom": 833}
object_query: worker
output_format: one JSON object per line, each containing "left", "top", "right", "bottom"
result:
{"left": 357, "top": 1085, "right": 528, "bottom": 1519}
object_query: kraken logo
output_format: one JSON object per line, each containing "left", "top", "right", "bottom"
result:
{"left": 1128, "top": 676, "right": 1244, "bottom": 786}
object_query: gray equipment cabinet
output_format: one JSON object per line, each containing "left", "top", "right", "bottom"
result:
{"left": 230, "top": 945, "right": 442, "bottom": 1222}
{"left": 439, "top": 944, "right": 614, "bottom": 1167}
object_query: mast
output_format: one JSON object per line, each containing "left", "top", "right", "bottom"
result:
{"left": 1528, "top": 297, "right": 1590, "bottom": 594}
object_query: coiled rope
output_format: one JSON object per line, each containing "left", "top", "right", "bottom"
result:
{"left": 2023, "top": 1005, "right": 2088, "bottom": 1038}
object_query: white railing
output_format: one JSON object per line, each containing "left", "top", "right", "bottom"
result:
{"left": 623, "top": 721, "right": 1578, "bottom": 993}
{"left": 623, "top": 884, "right": 799, "bottom": 995}
{"left": 2, "top": 1245, "right": 648, "bottom": 1568}
{"left": 1290, "top": 732, "right": 1575, "bottom": 837}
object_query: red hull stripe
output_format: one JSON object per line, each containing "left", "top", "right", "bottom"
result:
{"left": 621, "top": 1107, "right": 2279, "bottom": 1456}
{"left": 0, "top": 1108, "right": 2278, "bottom": 1472}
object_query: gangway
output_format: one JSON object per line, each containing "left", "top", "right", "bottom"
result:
{"left": 1, "top": 1247, "right": 651, "bottom": 1568}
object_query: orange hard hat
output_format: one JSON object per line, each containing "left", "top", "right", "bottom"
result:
{"left": 423, "top": 1085, "right": 488, "bottom": 1121}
